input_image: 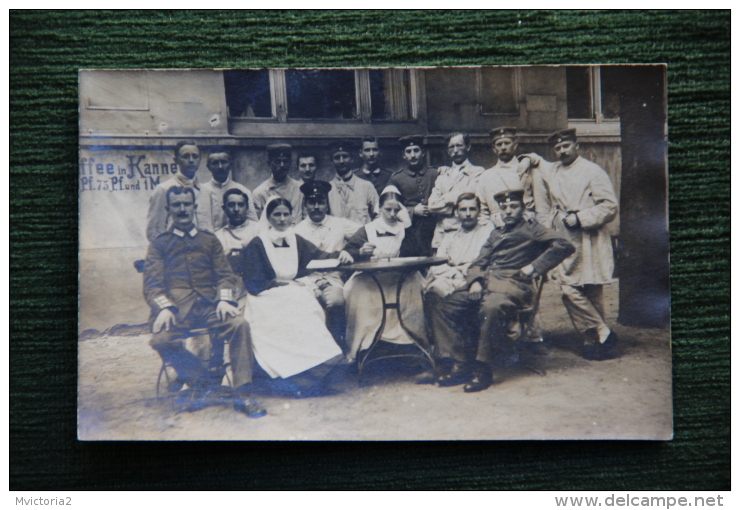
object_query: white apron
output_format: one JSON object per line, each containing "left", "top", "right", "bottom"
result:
{"left": 244, "top": 230, "right": 341, "bottom": 379}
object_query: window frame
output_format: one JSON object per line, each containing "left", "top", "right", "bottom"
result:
{"left": 567, "top": 65, "right": 621, "bottom": 136}
{"left": 227, "top": 68, "right": 420, "bottom": 124}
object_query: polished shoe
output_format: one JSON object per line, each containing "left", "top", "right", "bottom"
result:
{"left": 583, "top": 332, "right": 620, "bottom": 361}
{"left": 234, "top": 398, "right": 267, "bottom": 418}
{"left": 463, "top": 370, "right": 493, "bottom": 393}
{"left": 437, "top": 363, "right": 470, "bottom": 387}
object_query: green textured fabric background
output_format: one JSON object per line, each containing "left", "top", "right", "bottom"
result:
{"left": 10, "top": 10, "right": 730, "bottom": 490}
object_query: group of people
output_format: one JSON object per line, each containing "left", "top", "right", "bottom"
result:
{"left": 142, "top": 127, "right": 620, "bottom": 418}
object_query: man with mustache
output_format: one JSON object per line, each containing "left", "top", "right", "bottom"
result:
{"left": 527, "top": 128, "right": 621, "bottom": 361}
{"left": 427, "top": 132, "right": 486, "bottom": 248}
{"left": 252, "top": 143, "right": 304, "bottom": 225}
{"left": 146, "top": 140, "right": 203, "bottom": 242}
{"left": 326, "top": 139, "right": 379, "bottom": 225}
{"left": 353, "top": 136, "right": 392, "bottom": 195}
{"left": 145, "top": 186, "right": 265, "bottom": 417}
{"left": 196, "top": 147, "right": 257, "bottom": 234}
{"left": 297, "top": 151, "right": 319, "bottom": 184}
{"left": 294, "top": 180, "right": 357, "bottom": 344}
{"left": 476, "top": 127, "right": 538, "bottom": 227}
{"left": 388, "top": 135, "right": 439, "bottom": 257}
{"left": 427, "top": 189, "right": 574, "bottom": 392}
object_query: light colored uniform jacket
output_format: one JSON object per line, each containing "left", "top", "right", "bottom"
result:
{"left": 533, "top": 155, "right": 618, "bottom": 286}
{"left": 427, "top": 159, "right": 486, "bottom": 248}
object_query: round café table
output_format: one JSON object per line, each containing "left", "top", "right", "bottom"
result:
{"left": 312, "top": 256, "right": 446, "bottom": 379}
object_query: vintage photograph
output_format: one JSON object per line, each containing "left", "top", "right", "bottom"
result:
{"left": 78, "top": 65, "right": 671, "bottom": 440}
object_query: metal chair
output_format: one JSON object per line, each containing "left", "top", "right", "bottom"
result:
{"left": 135, "top": 260, "right": 234, "bottom": 404}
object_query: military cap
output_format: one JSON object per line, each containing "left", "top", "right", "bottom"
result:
{"left": 489, "top": 127, "right": 517, "bottom": 141}
{"left": 300, "top": 179, "right": 332, "bottom": 199}
{"left": 328, "top": 139, "right": 355, "bottom": 155}
{"left": 547, "top": 128, "right": 578, "bottom": 146}
{"left": 266, "top": 143, "right": 293, "bottom": 158}
{"left": 494, "top": 189, "right": 525, "bottom": 205}
{"left": 398, "top": 135, "right": 425, "bottom": 149}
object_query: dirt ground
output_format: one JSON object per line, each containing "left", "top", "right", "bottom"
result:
{"left": 77, "top": 281, "right": 673, "bottom": 440}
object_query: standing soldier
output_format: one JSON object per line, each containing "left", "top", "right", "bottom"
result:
{"left": 476, "top": 127, "right": 538, "bottom": 227}
{"left": 297, "top": 151, "right": 319, "bottom": 184}
{"left": 427, "top": 132, "right": 486, "bottom": 248}
{"left": 196, "top": 147, "right": 257, "bottom": 233}
{"left": 528, "top": 128, "right": 620, "bottom": 360}
{"left": 326, "top": 140, "right": 379, "bottom": 225}
{"left": 146, "top": 140, "right": 202, "bottom": 242}
{"left": 388, "top": 135, "right": 438, "bottom": 257}
{"left": 252, "top": 143, "right": 304, "bottom": 225}
{"left": 354, "top": 136, "right": 392, "bottom": 195}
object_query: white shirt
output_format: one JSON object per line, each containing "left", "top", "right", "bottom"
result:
{"left": 214, "top": 220, "right": 260, "bottom": 256}
{"left": 294, "top": 215, "right": 360, "bottom": 254}
{"left": 252, "top": 176, "right": 304, "bottom": 225}
{"left": 428, "top": 159, "right": 486, "bottom": 247}
{"left": 327, "top": 173, "right": 379, "bottom": 225}
{"left": 196, "top": 175, "right": 257, "bottom": 233}
{"left": 476, "top": 158, "right": 539, "bottom": 226}
{"left": 425, "top": 222, "right": 494, "bottom": 297}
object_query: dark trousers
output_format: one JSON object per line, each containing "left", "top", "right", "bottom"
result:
{"left": 425, "top": 291, "right": 480, "bottom": 363}
{"left": 149, "top": 298, "right": 254, "bottom": 389}
{"left": 427, "top": 273, "right": 534, "bottom": 366}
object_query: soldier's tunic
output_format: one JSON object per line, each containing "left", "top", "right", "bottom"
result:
{"left": 476, "top": 158, "right": 539, "bottom": 227}
{"left": 388, "top": 165, "right": 439, "bottom": 257}
{"left": 427, "top": 218, "right": 573, "bottom": 364}
{"left": 145, "top": 173, "right": 200, "bottom": 242}
{"left": 196, "top": 176, "right": 257, "bottom": 233}
{"left": 533, "top": 155, "right": 619, "bottom": 335}
{"left": 144, "top": 227, "right": 254, "bottom": 388}
{"left": 427, "top": 159, "right": 486, "bottom": 248}
{"left": 252, "top": 176, "right": 304, "bottom": 225}
{"left": 354, "top": 165, "right": 393, "bottom": 195}
{"left": 327, "top": 173, "right": 379, "bottom": 225}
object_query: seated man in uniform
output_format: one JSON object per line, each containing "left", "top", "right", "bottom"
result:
{"left": 294, "top": 180, "right": 357, "bottom": 345}
{"left": 145, "top": 186, "right": 265, "bottom": 417}
{"left": 426, "top": 189, "right": 574, "bottom": 393}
